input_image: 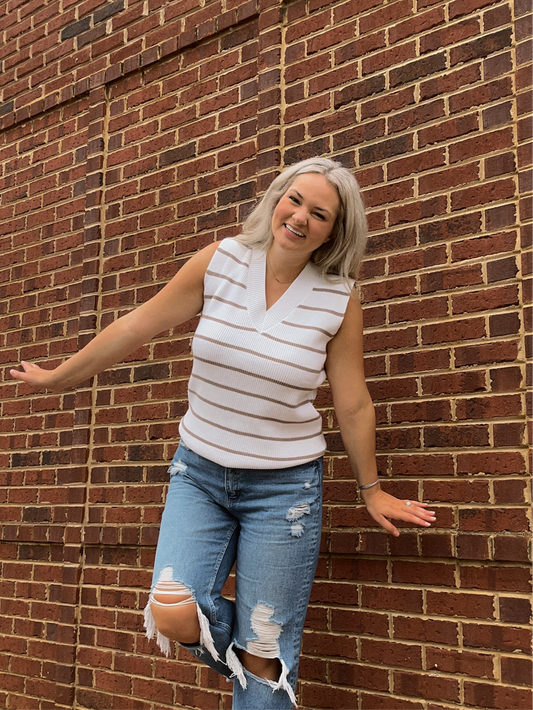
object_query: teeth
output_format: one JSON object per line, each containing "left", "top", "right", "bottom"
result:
{"left": 285, "top": 224, "right": 304, "bottom": 237}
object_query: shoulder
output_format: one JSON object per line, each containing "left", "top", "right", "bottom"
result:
{"left": 310, "top": 272, "right": 356, "bottom": 316}
{"left": 340, "top": 292, "right": 363, "bottom": 327}
{"left": 215, "top": 236, "right": 253, "bottom": 266}
{"left": 328, "top": 293, "right": 363, "bottom": 346}
{"left": 178, "top": 240, "right": 221, "bottom": 282}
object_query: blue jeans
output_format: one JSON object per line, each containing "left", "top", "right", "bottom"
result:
{"left": 144, "top": 443, "right": 323, "bottom": 709}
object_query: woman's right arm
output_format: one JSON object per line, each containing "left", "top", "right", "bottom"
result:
{"left": 10, "top": 241, "right": 220, "bottom": 392}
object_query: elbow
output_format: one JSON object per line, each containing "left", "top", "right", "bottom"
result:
{"left": 336, "top": 397, "right": 375, "bottom": 426}
{"left": 118, "top": 310, "right": 150, "bottom": 348}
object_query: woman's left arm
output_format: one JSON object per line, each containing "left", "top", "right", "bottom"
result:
{"left": 325, "top": 295, "right": 436, "bottom": 536}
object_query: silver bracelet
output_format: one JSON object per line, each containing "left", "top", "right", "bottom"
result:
{"left": 359, "top": 479, "right": 380, "bottom": 490}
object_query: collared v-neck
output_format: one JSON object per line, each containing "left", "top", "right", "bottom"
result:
{"left": 246, "top": 247, "right": 322, "bottom": 333}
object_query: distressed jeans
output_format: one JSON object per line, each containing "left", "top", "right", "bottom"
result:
{"left": 144, "top": 442, "right": 323, "bottom": 709}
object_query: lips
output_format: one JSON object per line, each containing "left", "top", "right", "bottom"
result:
{"left": 284, "top": 223, "right": 305, "bottom": 238}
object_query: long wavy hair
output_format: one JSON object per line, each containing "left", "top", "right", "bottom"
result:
{"left": 235, "top": 158, "right": 368, "bottom": 287}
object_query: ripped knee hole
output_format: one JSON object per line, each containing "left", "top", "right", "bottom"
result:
{"left": 151, "top": 579, "right": 196, "bottom": 607}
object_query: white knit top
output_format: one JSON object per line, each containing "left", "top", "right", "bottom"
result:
{"left": 179, "top": 238, "right": 353, "bottom": 469}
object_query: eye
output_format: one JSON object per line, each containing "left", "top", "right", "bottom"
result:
{"left": 313, "top": 212, "right": 326, "bottom": 221}
{"left": 289, "top": 195, "right": 300, "bottom": 204}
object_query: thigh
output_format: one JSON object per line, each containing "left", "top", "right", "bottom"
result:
{"left": 233, "top": 457, "right": 323, "bottom": 661}
{"left": 151, "top": 444, "right": 239, "bottom": 617}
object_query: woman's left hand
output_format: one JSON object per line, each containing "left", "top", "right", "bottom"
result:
{"left": 361, "top": 485, "right": 436, "bottom": 537}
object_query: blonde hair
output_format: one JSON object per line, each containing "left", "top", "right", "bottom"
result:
{"left": 235, "top": 158, "right": 368, "bottom": 287}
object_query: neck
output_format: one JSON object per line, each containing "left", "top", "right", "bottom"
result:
{"left": 266, "top": 247, "right": 309, "bottom": 285}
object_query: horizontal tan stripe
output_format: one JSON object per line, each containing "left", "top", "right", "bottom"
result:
{"left": 181, "top": 422, "right": 325, "bottom": 463}
{"left": 201, "top": 314, "right": 255, "bottom": 333}
{"left": 194, "top": 335, "right": 322, "bottom": 374}
{"left": 298, "top": 304, "right": 345, "bottom": 317}
{"left": 206, "top": 269, "right": 246, "bottom": 289}
{"left": 188, "top": 403, "right": 322, "bottom": 442}
{"left": 281, "top": 319, "right": 335, "bottom": 338}
{"left": 190, "top": 372, "right": 314, "bottom": 408}
{"left": 262, "top": 331, "right": 326, "bottom": 355}
{"left": 217, "top": 246, "right": 250, "bottom": 267}
{"left": 189, "top": 386, "right": 321, "bottom": 425}
{"left": 313, "top": 286, "right": 350, "bottom": 295}
{"left": 204, "top": 295, "right": 247, "bottom": 310}
{"left": 193, "top": 356, "right": 317, "bottom": 392}
{"left": 201, "top": 315, "right": 325, "bottom": 354}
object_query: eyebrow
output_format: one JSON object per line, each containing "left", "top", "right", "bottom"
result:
{"left": 291, "top": 189, "right": 332, "bottom": 215}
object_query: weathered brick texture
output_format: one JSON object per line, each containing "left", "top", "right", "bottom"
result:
{"left": 0, "top": 0, "right": 531, "bottom": 709}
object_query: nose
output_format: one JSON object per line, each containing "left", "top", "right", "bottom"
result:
{"left": 292, "top": 206, "right": 308, "bottom": 224}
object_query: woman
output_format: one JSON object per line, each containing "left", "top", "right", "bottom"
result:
{"left": 11, "top": 158, "right": 435, "bottom": 709}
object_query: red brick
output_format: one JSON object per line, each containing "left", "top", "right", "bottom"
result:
{"left": 464, "top": 681, "right": 532, "bottom": 709}
{"left": 451, "top": 177, "right": 516, "bottom": 210}
{"left": 301, "top": 683, "right": 360, "bottom": 709}
{"left": 329, "top": 659, "right": 388, "bottom": 691}
{"left": 302, "top": 631, "right": 358, "bottom": 659}
{"left": 461, "top": 563, "right": 532, "bottom": 593}
{"left": 452, "top": 232, "right": 516, "bottom": 261}
{"left": 457, "top": 451, "right": 526, "bottom": 475}
{"left": 360, "top": 693, "right": 424, "bottom": 710}
{"left": 455, "top": 340, "right": 519, "bottom": 366}
{"left": 394, "top": 670, "right": 460, "bottom": 703}
{"left": 393, "top": 616, "right": 458, "bottom": 645}
{"left": 459, "top": 507, "right": 530, "bottom": 533}
{"left": 422, "top": 318, "right": 487, "bottom": 345}
{"left": 427, "top": 591, "right": 495, "bottom": 620}
{"left": 500, "top": 655, "right": 533, "bottom": 686}
{"left": 361, "top": 638, "right": 422, "bottom": 669}
{"left": 389, "top": 297, "right": 448, "bottom": 324}
{"left": 419, "top": 161, "right": 480, "bottom": 195}
{"left": 428, "top": 647, "right": 495, "bottom": 678}
{"left": 456, "top": 393, "right": 522, "bottom": 420}
{"left": 493, "top": 479, "right": 528, "bottom": 505}
{"left": 391, "top": 400, "right": 452, "bottom": 424}
{"left": 450, "top": 127, "right": 514, "bottom": 164}
{"left": 464, "top": 621, "right": 532, "bottom": 654}
{"left": 499, "top": 596, "right": 531, "bottom": 624}
{"left": 361, "top": 586, "right": 424, "bottom": 613}
{"left": 423, "top": 370, "right": 487, "bottom": 396}
{"left": 360, "top": 0, "right": 412, "bottom": 35}
{"left": 493, "top": 535, "right": 530, "bottom": 563}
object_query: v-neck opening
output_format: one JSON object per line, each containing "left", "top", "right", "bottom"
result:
{"left": 247, "top": 248, "right": 319, "bottom": 333}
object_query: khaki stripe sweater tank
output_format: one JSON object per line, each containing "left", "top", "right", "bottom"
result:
{"left": 179, "top": 238, "right": 353, "bottom": 469}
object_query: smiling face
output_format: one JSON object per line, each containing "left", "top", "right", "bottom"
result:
{"left": 270, "top": 173, "right": 340, "bottom": 260}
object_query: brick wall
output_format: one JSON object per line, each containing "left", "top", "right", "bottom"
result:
{"left": 0, "top": 0, "right": 531, "bottom": 708}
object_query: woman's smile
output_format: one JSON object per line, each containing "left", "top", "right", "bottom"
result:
{"left": 283, "top": 223, "right": 305, "bottom": 238}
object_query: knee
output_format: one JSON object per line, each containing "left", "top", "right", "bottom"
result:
{"left": 150, "top": 579, "right": 200, "bottom": 644}
{"left": 239, "top": 649, "right": 282, "bottom": 682}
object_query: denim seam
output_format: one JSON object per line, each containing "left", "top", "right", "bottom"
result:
{"left": 205, "top": 518, "right": 239, "bottom": 626}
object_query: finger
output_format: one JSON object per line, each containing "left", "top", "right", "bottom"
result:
{"left": 384, "top": 524, "right": 400, "bottom": 537}
{"left": 391, "top": 506, "right": 434, "bottom": 527}
{"left": 404, "top": 500, "right": 436, "bottom": 521}
{"left": 377, "top": 516, "right": 400, "bottom": 537}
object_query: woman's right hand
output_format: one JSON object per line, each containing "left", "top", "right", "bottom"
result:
{"left": 10, "top": 361, "right": 61, "bottom": 392}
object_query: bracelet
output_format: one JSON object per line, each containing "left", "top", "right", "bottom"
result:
{"left": 359, "top": 479, "right": 380, "bottom": 490}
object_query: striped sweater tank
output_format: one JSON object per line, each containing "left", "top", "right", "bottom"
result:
{"left": 179, "top": 238, "right": 353, "bottom": 469}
